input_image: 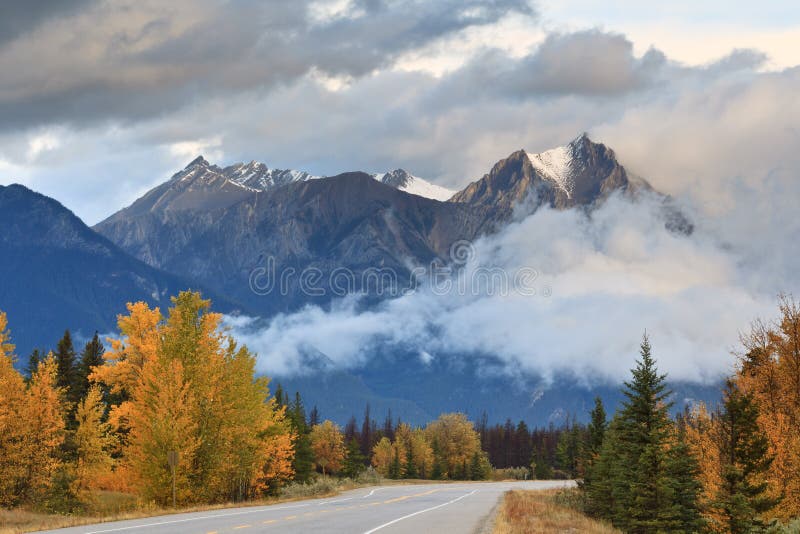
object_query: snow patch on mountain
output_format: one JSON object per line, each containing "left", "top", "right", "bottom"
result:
{"left": 525, "top": 145, "right": 575, "bottom": 198}
{"left": 373, "top": 169, "right": 455, "bottom": 201}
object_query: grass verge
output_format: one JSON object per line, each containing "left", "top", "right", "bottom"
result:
{"left": 0, "top": 473, "right": 382, "bottom": 534}
{"left": 492, "top": 488, "right": 619, "bottom": 534}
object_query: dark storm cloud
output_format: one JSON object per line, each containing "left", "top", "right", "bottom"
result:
{"left": 0, "top": 0, "right": 534, "bottom": 131}
{"left": 0, "top": 0, "right": 96, "bottom": 46}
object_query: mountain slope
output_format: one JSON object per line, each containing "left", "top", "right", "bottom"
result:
{"left": 0, "top": 184, "right": 230, "bottom": 358}
{"left": 97, "top": 172, "right": 495, "bottom": 314}
{"left": 374, "top": 169, "right": 455, "bottom": 201}
{"left": 451, "top": 133, "right": 652, "bottom": 211}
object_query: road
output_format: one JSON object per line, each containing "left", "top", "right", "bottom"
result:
{"left": 44, "top": 480, "right": 572, "bottom": 534}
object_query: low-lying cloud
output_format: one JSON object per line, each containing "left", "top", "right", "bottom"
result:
{"left": 229, "top": 189, "right": 787, "bottom": 386}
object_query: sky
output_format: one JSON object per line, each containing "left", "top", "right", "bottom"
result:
{"left": 0, "top": 0, "right": 798, "bottom": 225}
{"left": 2, "top": 1, "right": 800, "bottom": 384}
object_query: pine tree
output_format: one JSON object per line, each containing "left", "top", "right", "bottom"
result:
{"left": 580, "top": 397, "right": 607, "bottom": 493}
{"left": 711, "top": 380, "right": 779, "bottom": 533}
{"left": 54, "top": 330, "right": 81, "bottom": 410}
{"left": 26, "top": 348, "right": 43, "bottom": 381}
{"left": 342, "top": 438, "right": 366, "bottom": 479}
{"left": 360, "top": 404, "right": 373, "bottom": 460}
{"left": 308, "top": 406, "right": 320, "bottom": 427}
{"left": 288, "top": 392, "right": 314, "bottom": 482}
{"left": 595, "top": 335, "right": 684, "bottom": 532}
{"left": 389, "top": 447, "right": 402, "bottom": 479}
{"left": 663, "top": 418, "right": 705, "bottom": 533}
{"left": 404, "top": 445, "right": 418, "bottom": 479}
{"left": 76, "top": 333, "right": 105, "bottom": 400}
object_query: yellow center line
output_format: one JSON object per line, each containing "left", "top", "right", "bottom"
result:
{"left": 233, "top": 525, "right": 251, "bottom": 530}
{"left": 262, "top": 519, "right": 277, "bottom": 524}
{"left": 283, "top": 515, "right": 298, "bottom": 520}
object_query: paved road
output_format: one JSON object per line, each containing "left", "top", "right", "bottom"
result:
{"left": 45, "top": 481, "right": 573, "bottom": 534}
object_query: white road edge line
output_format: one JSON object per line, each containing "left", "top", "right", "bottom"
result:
{"left": 362, "top": 488, "right": 382, "bottom": 499}
{"left": 318, "top": 496, "right": 354, "bottom": 505}
{"left": 83, "top": 503, "right": 314, "bottom": 533}
{"left": 361, "top": 490, "right": 477, "bottom": 534}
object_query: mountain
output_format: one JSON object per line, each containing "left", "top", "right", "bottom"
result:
{"left": 96, "top": 171, "right": 495, "bottom": 314}
{"left": 91, "top": 134, "right": 694, "bottom": 424}
{"left": 0, "top": 184, "right": 233, "bottom": 359}
{"left": 452, "top": 133, "right": 651, "bottom": 210}
{"left": 373, "top": 169, "right": 455, "bottom": 201}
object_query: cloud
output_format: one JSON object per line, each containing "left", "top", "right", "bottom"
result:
{"left": 0, "top": 0, "right": 533, "bottom": 132}
{"left": 230, "top": 191, "right": 783, "bottom": 385}
{"left": 0, "top": 0, "right": 96, "bottom": 46}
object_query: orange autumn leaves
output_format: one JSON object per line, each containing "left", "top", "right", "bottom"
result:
{"left": 91, "top": 292, "right": 294, "bottom": 504}
{"left": 686, "top": 295, "right": 800, "bottom": 525}
{"left": 0, "top": 292, "right": 294, "bottom": 509}
{"left": 0, "top": 312, "right": 65, "bottom": 507}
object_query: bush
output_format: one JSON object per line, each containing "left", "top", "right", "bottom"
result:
{"left": 491, "top": 467, "right": 532, "bottom": 481}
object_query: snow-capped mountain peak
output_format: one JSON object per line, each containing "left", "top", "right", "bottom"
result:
{"left": 373, "top": 169, "right": 455, "bottom": 201}
{"left": 523, "top": 134, "right": 590, "bottom": 198}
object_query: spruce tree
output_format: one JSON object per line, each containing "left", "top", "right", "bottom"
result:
{"left": 360, "top": 404, "right": 373, "bottom": 460}
{"left": 54, "top": 330, "right": 80, "bottom": 405}
{"left": 580, "top": 397, "right": 607, "bottom": 492}
{"left": 77, "top": 333, "right": 104, "bottom": 400}
{"left": 711, "top": 380, "right": 778, "bottom": 533}
{"left": 663, "top": 418, "right": 705, "bottom": 533}
{"left": 342, "top": 438, "right": 366, "bottom": 479}
{"left": 404, "top": 446, "right": 418, "bottom": 479}
{"left": 388, "top": 447, "right": 402, "bottom": 479}
{"left": 26, "top": 348, "right": 43, "bottom": 381}
{"left": 288, "top": 392, "right": 314, "bottom": 483}
{"left": 609, "top": 335, "right": 678, "bottom": 532}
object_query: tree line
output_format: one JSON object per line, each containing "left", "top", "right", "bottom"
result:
{"left": 579, "top": 296, "right": 800, "bottom": 532}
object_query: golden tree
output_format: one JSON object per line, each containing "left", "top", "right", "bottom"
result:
{"left": 735, "top": 296, "right": 800, "bottom": 519}
{"left": 93, "top": 292, "right": 295, "bottom": 504}
{"left": 125, "top": 357, "right": 199, "bottom": 505}
{"left": 310, "top": 420, "right": 346, "bottom": 475}
{"left": 0, "top": 311, "right": 29, "bottom": 506}
{"left": 424, "top": 413, "right": 482, "bottom": 478}
{"left": 21, "top": 354, "right": 66, "bottom": 503}
{"left": 74, "top": 385, "right": 116, "bottom": 493}
{"left": 371, "top": 437, "right": 394, "bottom": 476}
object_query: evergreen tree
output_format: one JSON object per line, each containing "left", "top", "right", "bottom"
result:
{"left": 532, "top": 445, "right": 553, "bottom": 479}
{"left": 404, "top": 445, "right": 418, "bottom": 479}
{"left": 288, "top": 392, "right": 314, "bottom": 483}
{"left": 26, "top": 348, "right": 43, "bottom": 381}
{"left": 388, "top": 447, "right": 402, "bottom": 479}
{"left": 430, "top": 440, "right": 444, "bottom": 480}
{"left": 663, "top": 418, "right": 705, "bottom": 533}
{"left": 580, "top": 397, "right": 607, "bottom": 494}
{"left": 555, "top": 418, "right": 581, "bottom": 477}
{"left": 342, "top": 438, "right": 366, "bottom": 479}
{"left": 711, "top": 380, "right": 778, "bottom": 533}
{"left": 360, "top": 404, "right": 373, "bottom": 460}
{"left": 308, "top": 405, "right": 320, "bottom": 427}
{"left": 591, "top": 335, "right": 690, "bottom": 532}
{"left": 54, "top": 330, "right": 80, "bottom": 408}
{"left": 76, "top": 333, "right": 104, "bottom": 400}
{"left": 382, "top": 410, "right": 395, "bottom": 441}
{"left": 273, "top": 383, "right": 285, "bottom": 407}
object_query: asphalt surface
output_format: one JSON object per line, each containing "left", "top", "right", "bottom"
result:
{"left": 44, "top": 480, "right": 573, "bottom": 534}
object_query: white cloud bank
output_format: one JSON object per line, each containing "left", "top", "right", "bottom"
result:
{"left": 229, "top": 188, "right": 789, "bottom": 385}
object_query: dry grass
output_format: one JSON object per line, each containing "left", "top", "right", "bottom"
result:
{"left": 493, "top": 489, "right": 619, "bottom": 534}
{"left": 0, "top": 476, "right": 375, "bottom": 534}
